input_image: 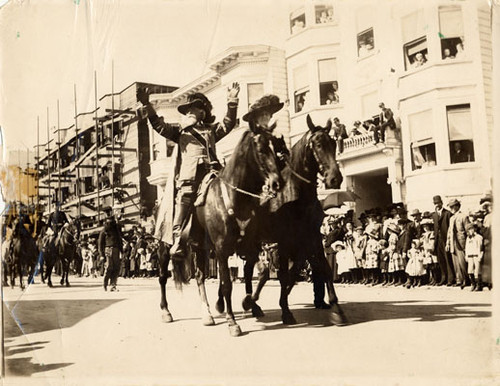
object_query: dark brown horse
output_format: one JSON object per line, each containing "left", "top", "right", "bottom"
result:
{"left": 161, "top": 127, "right": 284, "bottom": 336}
{"left": 9, "top": 218, "right": 38, "bottom": 290}
{"left": 43, "top": 221, "right": 79, "bottom": 287}
{"left": 241, "top": 114, "right": 347, "bottom": 325}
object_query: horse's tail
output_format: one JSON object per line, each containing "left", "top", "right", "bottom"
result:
{"left": 171, "top": 247, "right": 193, "bottom": 289}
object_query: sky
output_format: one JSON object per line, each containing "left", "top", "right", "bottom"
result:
{"left": 0, "top": 0, "right": 291, "bottom": 164}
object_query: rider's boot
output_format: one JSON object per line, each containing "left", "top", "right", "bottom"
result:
{"left": 169, "top": 200, "right": 191, "bottom": 260}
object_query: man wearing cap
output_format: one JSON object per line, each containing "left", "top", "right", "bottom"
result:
{"left": 332, "top": 117, "right": 348, "bottom": 154}
{"left": 99, "top": 209, "right": 124, "bottom": 291}
{"left": 432, "top": 195, "right": 454, "bottom": 286}
{"left": 46, "top": 202, "right": 69, "bottom": 248}
{"left": 446, "top": 198, "right": 470, "bottom": 288}
{"left": 137, "top": 83, "right": 240, "bottom": 260}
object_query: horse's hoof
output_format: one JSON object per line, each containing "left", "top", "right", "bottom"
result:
{"left": 48, "top": 282, "right": 53, "bottom": 288}
{"left": 329, "top": 311, "right": 348, "bottom": 326}
{"left": 242, "top": 295, "right": 253, "bottom": 311}
{"left": 215, "top": 299, "right": 225, "bottom": 314}
{"left": 60, "top": 280, "right": 64, "bottom": 286}
{"left": 229, "top": 324, "right": 242, "bottom": 337}
{"left": 282, "top": 312, "right": 297, "bottom": 325}
{"left": 252, "top": 305, "right": 265, "bottom": 318}
{"left": 66, "top": 282, "right": 70, "bottom": 287}
{"left": 161, "top": 311, "right": 173, "bottom": 323}
{"left": 202, "top": 315, "right": 215, "bottom": 326}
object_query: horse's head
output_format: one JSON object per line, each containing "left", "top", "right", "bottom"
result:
{"left": 306, "top": 114, "right": 343, "bottom": 189}
{"left": 248, "top": 127, "right": 284, "bottom": 197}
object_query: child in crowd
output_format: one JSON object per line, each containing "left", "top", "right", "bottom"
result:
{"left": 138, "top": 248, "right": 147, "bottom": 277}
{"left": 145, "top": 247, "right": 153, "bottom": 277}
{"left": 88, "top": 239, "right": 98, "bottom": 278}
{"left": 421, "top": 219, "right": 439, "bottom": 285}
{"left": 334, "top": 241, "right": 351, "bottom": 284}
{"left": 379, "top": 239, "right": 390, "bottom": 286}
{"left": 465, "top": 223, "right": 484, "bottom": 291}
{"left": 405, "top": 239, "right": 425, "bottom": 288}
{"left": 364, "top": 229, "right": 381, "bottom": 285}
{"left": 80, "top": 241, "right": 92, "bottom": 277}
{"left": 352, "top": 226, "right": 367, "bottom": 284}
{"left": 387, "top": 223, "right": 405, "bottom": 286}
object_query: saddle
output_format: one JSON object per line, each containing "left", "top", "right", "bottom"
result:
{"left": 194, "top": 170, "right": 218, "bottom": 207}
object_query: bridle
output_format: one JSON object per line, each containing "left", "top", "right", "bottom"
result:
{"left": 220, "top": 130, "right": 278, "bottom": 201}
{"left": 289, "top": 130, "right": 334, "bottom": 185}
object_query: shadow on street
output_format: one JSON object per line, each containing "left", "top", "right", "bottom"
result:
{"left": 3, "top": 298, "right": 124, "bottom": 338}
{"left": 240, "top": 300, "right": 491, "bottom": 332}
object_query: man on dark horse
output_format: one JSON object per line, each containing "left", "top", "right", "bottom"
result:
{"left": 46, "top": 202, "right": 70, "bottom": 250}
{"left": 136, "top": 82, "right": 240, "bottom": 262}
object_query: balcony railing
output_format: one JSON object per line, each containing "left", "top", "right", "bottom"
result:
{"left": 342, "top": 133, "right": 375, "bottom": 153}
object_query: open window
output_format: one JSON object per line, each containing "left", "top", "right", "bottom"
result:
{"left": 439, "top": 6, "right": 465, "bottom": 60}
{"left": 293, "top": 65, "right": 309, "bottom": 113}
{"left": 290, "top": 9, "right": 306, "bottom": 34}
{"left": 447, "top": 104, "right": 474, "bottom": 164}
{"left": 357, "top": 28, "right": 375, "bottom": 58}
{"left": 315, "top": 4, "right": 334, "bottom": 24}
{"left": 318, "top": 59, "right": 339, "bottom": 105}
{"left": 402, "top": 10, "right": 428, "bottom": 70}
{"left": 408, "top": 109, "right": 436, "bottom": 170}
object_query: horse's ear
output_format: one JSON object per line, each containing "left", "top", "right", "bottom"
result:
{"left": 325, "top": 118, "right": 332, "bottom": 133}
{"left": 306, "top": 114, "right": 316, "bottom": 132}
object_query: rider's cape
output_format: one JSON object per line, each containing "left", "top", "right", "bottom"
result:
{"left": 154, "top": 146, "right": 179, "bottom": 245}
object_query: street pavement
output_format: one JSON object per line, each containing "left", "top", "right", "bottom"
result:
{"left": 1, "top": 274, "right": 498, "bottom": 385}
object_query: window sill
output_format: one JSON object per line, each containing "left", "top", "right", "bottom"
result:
{"left": 291, "top": 103, "right": 344, "bottom": 119}
{"left": 357, "top": 50, "right": 379, "bottom": 62}
{"left": 406, "top": 161, "right": 479, "bottom": 177}
{"left": 287, "top": 22, "right": 339, "bottom": 40}
{"left": 399, "top": 57, "right": 474, "bottom": 78}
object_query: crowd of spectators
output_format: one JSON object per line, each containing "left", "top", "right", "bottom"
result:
{"left": 321, "top": 194, "right": 493, "bottom": 291}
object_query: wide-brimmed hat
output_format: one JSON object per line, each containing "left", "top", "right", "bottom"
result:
{"left": 480, "top": 193, "right": 493, "bottom": 205}
{"left": 410, "top": 209, "right": 421, "bottom": 217}
{"left": 421, "top": 218, "right": 433, "bottom": 226}
{"left": 353, "top": 120, "right": 361, "bottom": 127}
{"left": 448, "top": 198, "right": 460, "bottom": 208}
{"left": 387, "top": 223, "right": 400, "bottom": 234}
{"left": 242, "top": 94, "right": 284, "bottom": 122}
{"left": 422, "top": 211, "right": 432, "bottom": 219}
{"left": 332, "top": 241, "right": 345, "bottom": 249}
{"left": 177, "top": 93, "right": 215, "bottom": 123}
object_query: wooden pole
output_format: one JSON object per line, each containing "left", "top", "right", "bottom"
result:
{"left": 94, "top": 71, "right": 101, "bottom": 224}
{"left": 46, "top": 107, "right": 52, "bottom": 214}
{"left": 74, "top": 84, "right": 82, "bottom": 220}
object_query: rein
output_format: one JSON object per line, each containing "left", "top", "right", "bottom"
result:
{"left": 287, "top": 131, "right": 328, "bottom": 185}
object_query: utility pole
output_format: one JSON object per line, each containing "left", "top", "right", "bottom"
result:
{"left": 36, "top": 116, "right": 40, "bottom": 210}
{"left": 74, "top": 84, "right": 82, "bottom": 220}
{"left": 57, "top": 100, "right": 62, "bottom": 205}
{"left": 111, "top": 60, "right": 115, "bottom": 207}
{"left": 46, "top": 107, "right": 52, "bottom": 214}
{"left": 94, "top": 71, "right": 101, "bottom": 225}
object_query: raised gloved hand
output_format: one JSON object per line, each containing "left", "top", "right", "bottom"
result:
{"left": 137, "top": 87, "right": 150, "bottom": 105}
{"left": 227, "top": 82, "right": 240, "bottom": 100}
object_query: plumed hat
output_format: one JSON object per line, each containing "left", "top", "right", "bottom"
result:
{"left": 242, "top": 94, "right": 284, "bottom": 122}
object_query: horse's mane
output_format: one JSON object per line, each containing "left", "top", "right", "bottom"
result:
{"left": 220, "top": 129, "right": 253, "bottom": 181}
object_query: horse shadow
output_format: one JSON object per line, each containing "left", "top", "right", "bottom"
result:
{"left": 3, "top": 298, "right": 124, "bottom": 338}
{"left": 3, "top": 340, "right": 72, "bottom": 377}
{"left": 240, "top": 300, "right": 492, "bottom": 332}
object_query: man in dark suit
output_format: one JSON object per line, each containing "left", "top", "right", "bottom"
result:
{"left": 332, "top": 117, "right": 348, "bottom": 154}
{"left": 446, "top": 198, "right": 470, "bottom": 288}
{"left": 432, "top": 195, "right": 454, "bottom": 285}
